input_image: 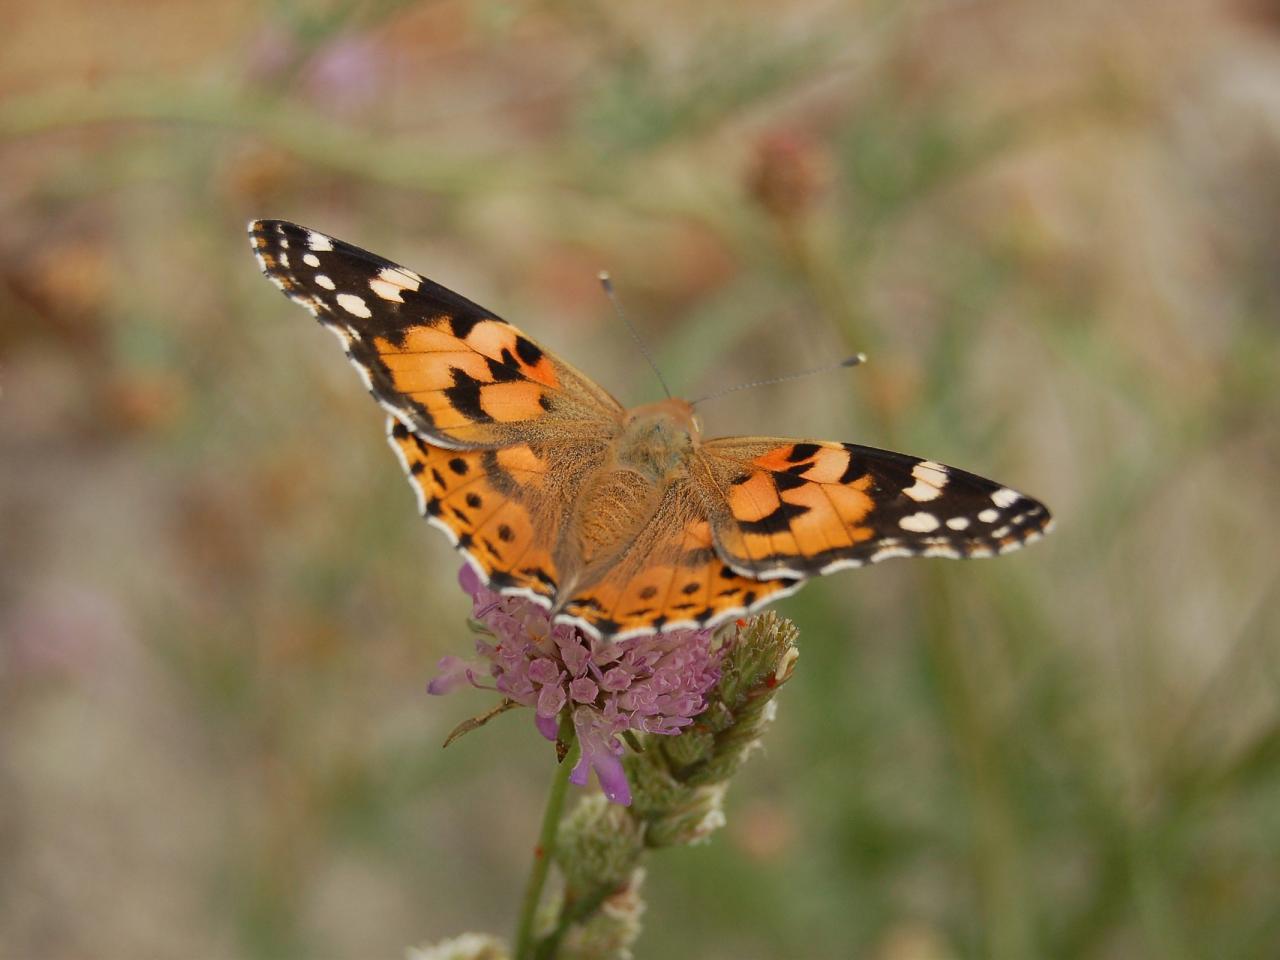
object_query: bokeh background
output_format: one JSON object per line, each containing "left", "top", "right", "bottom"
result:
{"left": 3, "top": 1, "right": 1279, "bottom": 958}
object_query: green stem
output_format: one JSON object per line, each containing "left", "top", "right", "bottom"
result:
{"left": 513, "top": 711, "right": 579, "bottom": 960}
{"left": 534, "top": 886, "right": 608, "bottom": 960}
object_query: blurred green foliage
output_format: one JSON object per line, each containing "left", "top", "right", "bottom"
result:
{"left": 2, "top": 2, "right": 1279, "bottom": 958}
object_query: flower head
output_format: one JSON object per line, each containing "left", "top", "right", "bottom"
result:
{"left": 429, "top": 566, "right": 723, "bottom": 805}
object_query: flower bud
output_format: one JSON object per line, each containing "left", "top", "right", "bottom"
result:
{"left": 747, "top": 131, "right": 830, "bottom": 221}
{"left": 556, "top": 795, "right": 644, "bottom": 903}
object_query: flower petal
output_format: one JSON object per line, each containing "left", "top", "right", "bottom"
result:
{"left": 573, "top": 706, "right": 632, "bottom": 806}
{"left": 534, "top": 713, "right": 559, "bottom": 741}
{"left": 458, "top": 563, "right": 484, "bottom": 598}
{"left": 528, "top": 657, "right": 560, "bottom": 684}
{"left": 600, "top": 667, "right": 632, "bottom": 692}
{"left": 426, "top": 655, "right": 479, "bottom": 695}
{"left": 537, "top": 683, "right": 567, "bottom": 718}
{"left": 569, "top": 676, "right": 599, "bottom": 703}
{"left": 594, "top": 756, "right": 631, "bottom": 805}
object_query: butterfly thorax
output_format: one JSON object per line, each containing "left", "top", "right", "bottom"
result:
{"left": 567, "top": 399, "right": 700, "bottom": 570}
{"left": 615, "top": 398, "right": 701, "bottom": 481}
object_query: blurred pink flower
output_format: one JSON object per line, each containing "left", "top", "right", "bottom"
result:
{"left": 305, "top": 33, "right": 383, "bottom": 114}
{"left": 430, "top": 566, "right": 724, "bottom": 805}
{"left": 4, "top": 583, "right": 133, "bottom": 682}
{"left": 246, "top": 24, "right": 385, "bottom": 115}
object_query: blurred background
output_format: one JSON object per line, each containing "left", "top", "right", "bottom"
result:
{"left": 3, "top": 1, "right": 1279, "bottom": 957}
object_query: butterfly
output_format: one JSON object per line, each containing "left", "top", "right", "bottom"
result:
{"left": 249, "top": 220, "right": 1053, "bottom": 641}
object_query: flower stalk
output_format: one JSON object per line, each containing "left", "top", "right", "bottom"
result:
{"left": 514, "top": 711, "right": 580, "bottom": 960}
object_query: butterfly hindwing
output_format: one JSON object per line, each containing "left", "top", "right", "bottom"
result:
{"left": 250, "top": 219, "right": 623, "bottom": 450}
{"left": 554, "top": 481, "right": 804, "bottom": 639}
{"left": 388, "top": 417, "right": 572, "bottom": 603}
{"left": 695, "top": 438, "right": 1053, "bottom": 579}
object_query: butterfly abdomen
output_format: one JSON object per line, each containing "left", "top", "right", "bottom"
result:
{"left": 573, "top": 468, "right": 661, "bottom": 564}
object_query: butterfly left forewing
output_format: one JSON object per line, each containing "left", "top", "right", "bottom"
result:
{"left": 693, "top": 438, "right": 1052, "bottom": 579}
{"left": 250, "top": 219, "right": 624, "bottom": 450}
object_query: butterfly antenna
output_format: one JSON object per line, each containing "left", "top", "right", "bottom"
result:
{"left": 598, "top": 272, "right": 672, "bottom": 399}
{"left": 689, "top": 353, "right": 868, "bottom": 407}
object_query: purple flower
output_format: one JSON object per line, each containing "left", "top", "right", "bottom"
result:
{"left": 429, "top": 566, "right": 724, "bottom": 805}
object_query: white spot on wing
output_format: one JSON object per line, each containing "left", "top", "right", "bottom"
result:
{"left": 307, "top": 231, "right": 333, "bottom": 252}
{"left": 870, "top": 546, "right": 914, "bottom": 563}
{"left": 945, "top": 516, "right": 970, "bottom": 531}
{"left": 556, "top": 613, "right": 603, "bottom": 640}
{"left": 902, "top": 460, "right": 948, "bottom": 503}
{"left": 899, "top": 512, "right": 940, "bottom": 533}
{"left": 504, "top": 586, "right": 554, "bottom": 608}
{"left": 922, "top": 545, "right": 961, "bottom": 558}
{"left": 303, "top": 253, "right": 320, "bottom": 267}
{"left": 819, "top": 557, "right": 863, "bottom": 575}
{"left": 370, "top": 278, "right": 405, "bottom": 302}
{"left": 978, "top": 508, "right": 1000, "bottom": 524}
{"left": 380, "top": 266, "right": 421, "bottom": 291}
{"left": 315, "top": 274, "right": 336, "bottom": 290}
{"left": 991, "top": 487, "right": 1020, "bottom": 508}
{"left": 337, "top": 293, "right": 372, "bottom": 318}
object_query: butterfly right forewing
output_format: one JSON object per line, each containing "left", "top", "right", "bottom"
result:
{"left": 694, "top": 438, "right": 1053, "bottom": 579}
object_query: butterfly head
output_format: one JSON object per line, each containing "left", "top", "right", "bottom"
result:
{"left": 618, "top": 398, "right": 702, "bottom": 479}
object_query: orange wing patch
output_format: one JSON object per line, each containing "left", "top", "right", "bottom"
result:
{"left": 373, "top": 319, "right": 559, "bottom": 431}
{"left": 387, "top": 418, "right": 560, "bottom": 603}
{"left": 706, "top": 442, "right": 877, "bottom": 576}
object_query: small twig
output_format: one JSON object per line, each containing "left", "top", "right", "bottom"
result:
{"left": 441, "top": 698, "right": 519, "bottom": 748}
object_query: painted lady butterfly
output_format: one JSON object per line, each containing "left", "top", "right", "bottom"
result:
{"left": 250, "top": 220, "right": 1053, "bottom": 641}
